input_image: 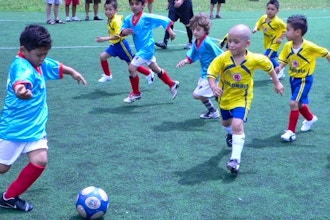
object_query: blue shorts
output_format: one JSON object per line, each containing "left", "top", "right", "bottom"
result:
{"left": 290, "top": 75, "right": 313, "bottom": 104}
{"left": 264, "top": 49, "right": 278, "bottom": 68}
{"left": 105, "top": 39, "right": 133, "bottom": 63}
{"left": 220, "top": 107, "right": 248, "bottom": 122}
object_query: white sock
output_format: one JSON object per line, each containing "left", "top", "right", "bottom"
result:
{"left": 222, "top": 125, "right": 232, "bottom": 134}
{"left": 230, "top": 134, "right": 245, "bottom": 162}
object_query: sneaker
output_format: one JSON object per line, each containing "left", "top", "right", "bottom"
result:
{"left": 146, "top": 72, "right": 155, "bottom": 85}
{"left": 65, "top": 16, "right": 71, "bottom": 22}
{"left": 215, "top": 15, "right": 222, "bottom": 19}
{"left": 47, "top": 20, "right": 55, "bottom": 25}
{"left": 270, "top": 68, "right": 285, "bottom": 80}
{"left": 0, "top": 193, "right": 33, "bottom": 212}
{"left": 184, "top": 43, "right": 192, "bottom": 49}
{"left": 85, "top": 16, "right": 90, "bottom": 21}
{"left": 72, "top": 16, "right": 81, "bottom": 21}
{"left": 209, "top": 14, "right": 214, "bottom": 19}
{"left": 281, "top": 130, "right": 296, "bottom": 142}
{"left": 226, "top": 134, "right": 232, "bottom": 147}
{"left": 200, "top": 109, "right": 220, "bottom": 119}
{"left": 227, "top": 159, "right": 240, "bottom": 174}
{"left": 170, "top": 81, "right": 180, "bottom": 99}
{"left": 94, "top": 16, "right": 103, "bottom": 21}
{"left": 98, "top": 74, "right": 112, "bottom": 83}
{"left": 55, "top": 19, "right": 65, "bottom": 24}
{"left": 155, "top": 42, "right": 167, "bottom": 49}
{"left": 123, "top": 92, "right": 142, "bottom": 103}
{"left": 301, "top": 115, "right": 318, "bottom": 132}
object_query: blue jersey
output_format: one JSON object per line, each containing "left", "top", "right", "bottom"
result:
{"left": 122, "top": 12, "right": 172, "bottom": 60}
{"left": 0, "top": 53, "right": 63, "bottom": 141}
{"left": 186, "top": 35, "right": 223, "bottom": 79}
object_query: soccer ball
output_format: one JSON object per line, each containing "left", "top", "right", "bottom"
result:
{"left": 75, "top": 186, "right": 110, "bottom": 220}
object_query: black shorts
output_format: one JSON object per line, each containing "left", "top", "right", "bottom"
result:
{"left": 210, "top": 0, "right": 225, "bottom": 4}
{"left": 168, "top": 0, "right": 193, "bottom": 25}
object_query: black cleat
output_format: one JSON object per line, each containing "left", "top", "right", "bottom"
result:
{"left": 0, "top": 193, "right": 33, "bottom": 212}
{"left": 155, "top": 42, "right": 167, "bottom": 49}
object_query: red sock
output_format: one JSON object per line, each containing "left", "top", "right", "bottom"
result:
{"left": 5, "top": 163, "right": 45, "bottom": 199}
{"left": 101, "top": 60, "right": 111, "bottom": 76}
{"left": 299, "top": 104, "right": 313, "bottom": 121}
{"left": 129, "top": 75, "right": 140, "bottom": 95}
{"left": 288, "top": 110, "right": 300, "bottom": 133}
{"left": 157, "top": 69, "right": 174, "bottom": 88}
{"left": 137, "top": 66, "right": 151, "bottom": 76}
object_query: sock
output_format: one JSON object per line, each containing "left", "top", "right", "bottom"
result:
{"left": 129, "top": 75, "right": 140, "bottom": 95}
{"left": 230, "top": 134, "right": 245, "bottom": 162}
{"left": 288, "top": 110, "right": 300, "bottom": 133}
{"left": 202, "top": 99, "right": 216, "bottom": 112}
{"left": 101, "top": 60, "right": 111, "bottom": 76}
{"left": 137, "top": 66, "right": 151, "bottom": 76}
{"left": 299, "top": 104, "right": 314, "bottom": 121}
{"left": 223, "top": 126, "right": 232, "bottom": 134}
{"left": 4, "top": 163, "right": 46, "bottom": 199}
{"left": 157, "top": 69, "right": 174, "bottom": 88}
{"left": 186, "top": 26, "right": 193, "bottom": 43}
{"left": 163, "top": 25, "right": 173, "bottom": 44}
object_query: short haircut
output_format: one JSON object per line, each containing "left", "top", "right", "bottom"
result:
{"left": 19, "top": 25, "right": 52, "bottom": 51}
{"left": 129, "top": 0, "right": 145, "bottom": 4}
{"left": 287, "top": 14, "right": 308, "bottom": 36}
{"left": 188, "top": 13, "right": 211, "bottom": 35}
{"left": 267, "top": 0, "right": 280, "bottom": 9}
{"left": 105, "top": 0, "right": 118, "bottom": 9}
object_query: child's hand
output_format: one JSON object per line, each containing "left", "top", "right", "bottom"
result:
{"left": 174, "top": 0, "right": 184, "bottom": 8}
{"left": 176, "top": 59, "right": 188, "bottom": 68}
{"left": 274, "top": 82, "right": 284, "bottom": 96}
{"left": 211, "top": 85, "right": 223, "bottom": 97}
{"left": 71, "top": 71, "right": 88, "bottom": 85}
{"left": 15, "top": 84, "right": 32, "bottom": 100}
{"left": 120, "top": 28, "right": 133, "bottom": 37}
{"left": 95, "top": 37, "right": 106, "bottom": 43}
{"left": 169, "top": 32, "right": 176, "bottom": 41}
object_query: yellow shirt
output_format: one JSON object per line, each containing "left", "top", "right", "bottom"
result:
{"left": 279, "top": 39, "right": 329, "bottom": 78}
{"left": 255, "top": 14, "right": 286, "bottom": 51}
{"left": 207, "top": 50, "right": 273, "bottom": 110}
{"left": 107, "top": 14, "right": 125, "bottom": 44}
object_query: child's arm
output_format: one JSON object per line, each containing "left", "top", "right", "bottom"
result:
{"left": 95, "top": 35, "right": 121, "bottom": 43}
{"left": 167, "top": 27, "right": 176, "bottom": 41}
{"left": 275, "top": 63, "right": 286, "bottom": 74}
{"left": 14, "top": 84, "right": 32, "bottom": 100}
{"left": 63, "top": 65, "right": 87, "bottom": 85}
{"left": 120, "top": 28, "right": 134, "bottom": 37}
{"left": 176, "top": 58, "right": 190, "bottom": 68}
{"left": 208, "top": 77, "right": 223, "bottom": 98}
{"left": 269, "top": 69, "right": 284, "bottom": 95}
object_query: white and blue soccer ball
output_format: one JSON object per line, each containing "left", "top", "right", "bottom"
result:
{"left": 76, "top": 186, "right": 110, "bottom": 220}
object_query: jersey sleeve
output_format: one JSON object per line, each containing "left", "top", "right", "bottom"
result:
{"left": 41, "top": 58, "right": 62, "bottom": 80}
{"left": 207, "top": 56, "right": 222, "bottom": 79}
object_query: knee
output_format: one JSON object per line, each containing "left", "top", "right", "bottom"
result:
{"left": 0, "top": 164, "right": 11, "bottom": 174}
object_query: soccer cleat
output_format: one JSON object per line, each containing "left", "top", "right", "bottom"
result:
{"left": 184, "top": 43, "right": 192, "bottom": 49}
{"left": 281, "top": 130, "right": 296, "bottom": 142}
{"left": 170, "top": 81, "right": 180, "bottom": 99}
{"left": 123, "top": 92, "right": 141, "bottom": 103}
{"left": 93, "top": 16, "right": 103, "bottom": 21}
{"left": 200, "top": 110, "right": 220, "bottom": 119}
{"left": 98, "top": 74, "right": 112, "bottom": 83}
{"left": 227, "top": 159, "right": 240, "bottom": 174}
{"left": 301, "top": 115, "right": 318, "bottom": 132}
{"left": 71, "top": 16, "right": 81, "bottom": 21}
{"left": 146, "top": 72, "right": 155, "bottom": 85}
{"left": 0, "top": 193, "right": 33, "bottom": 212}
{"left": 226, "top": 134, "right": 232, "bottom": 147}
{"left": 155, "top": 42, "right": 167, "bottom": 49}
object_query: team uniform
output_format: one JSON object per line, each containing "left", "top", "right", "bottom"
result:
{"left": 254, "top": 14, "right": 286, "bottom": 68}
{"left": 207, "top": 50, "right": 273, "bottom": 120}
{"left": 0, "top": 52, "right": 63, "bottom": 164}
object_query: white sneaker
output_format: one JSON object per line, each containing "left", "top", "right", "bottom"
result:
{"left": 146, "top": 72, "right": 155, "bottom": 85}
{"left": 170, "top": 81, "right": 180, "bottom": 99}
{"left": 72, "top": 16, "right": 81, "bottom": 21}
{"left": 184, "top": 43, "right": 192, "bottom": 49}
{"left": 65, "top": 17, "right": 71, "bottom": 22}
{"left": 200, "top": 110, "right": 220, "bottom": 119}
{"left": 270, "top": 68, "right": 285, "bottom": 80}
{"left": 98, "top": 74, "right": 112, "bottom": 83}
{"left": 281, "top": 130, "right": 296, "bottom": 142}
{"left": 123, "top": 92, "right": 141, "bottom": 103}
{"left": 301, "top": 115, "right": 318, "bottom": 132}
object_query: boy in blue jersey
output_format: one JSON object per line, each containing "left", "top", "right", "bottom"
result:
{"left": 120, "top": 0, "right": 180, "bottom": 103}
{"left": 176, "top": 13, "right": 223, "bottom": 119}
{"left": 278, "top": 15, "right": 330, "bottom": 142}
{"left": 0, "top": 25, "right": 87, "bottom": 212}
{"left": 208, "top": 24, "right": 284, "bottom": 174}
{"left": 96, "top": 0, "right": 154, "bottom": 84}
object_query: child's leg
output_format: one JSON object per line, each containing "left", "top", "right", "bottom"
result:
{"left": 136, "top": 66, "right": 151, "bottom": 76}
{"left": 149, "top": 62, "right": 174, "bottom": 87}
{"left": 46, "top": 4, "right": 52, "bottom": 20}
{"left": 299, "top": 104, "right": 314, "bottom": 121}
{"left": 128, "top": 64, "right": 141, "bottom": 95}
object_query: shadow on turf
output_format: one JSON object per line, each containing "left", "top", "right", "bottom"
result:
{"left": 72, "top": 89, "right": 127, "bottom": 100}
{"left": 173, "top": 148, "right": 239, "bottom": 185}
{"left": 153, "top": 118, "right": 217, "bottom": 132}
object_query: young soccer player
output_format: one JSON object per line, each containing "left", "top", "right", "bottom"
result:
{"left": 278, "top": 15, "right": 330, "bottom": 142}
{"left": 120, "top": 0, "right": 180, "bottom": 103}
{"left": 0, "top": 25, "right": 87, "bottom": 211}
{"left": 95, "top": 0, "right": 154, "bottom": 84}
{"left": 252, "top": 0, "right": 286, "bottom": 79}
{"left": 176, "top": 13, "right": 223, "bottom": 119}
{"left": 207, "top": 24, "right": 284, "bottom": 174}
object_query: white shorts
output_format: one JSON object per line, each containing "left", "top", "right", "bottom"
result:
{"left": 131, "top": 55, "right": 156, "bottom": 67}
{"left": 0, "top": 137, "right": 48, "bottom": 166}
{"left": 46, "top": 0, "right": 62, "bottom": 4}
{"left": 193, "top": 78, "right": 214, "bottom": 98}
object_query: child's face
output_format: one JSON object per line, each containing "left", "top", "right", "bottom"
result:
{"left": 21, "top": 46, "right": 49, "bottom": 67}
{"left": 227, "top": 33, "right": 250, "bottom": 56}
{"left": 192, "top": 25, "right": 206, "bottom": 40}
{"left": 285, "top": 23, "right": 300, "bottom": 41}
{"left": 104, "top": 4, "right": 117, "bottom": 19}
{"left": 266, "top": 4, "right": 278, "bottom": 19}
{"left": 129, "top": 0, "right": 144, "bottom": 14}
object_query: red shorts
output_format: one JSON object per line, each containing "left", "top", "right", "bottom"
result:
{"left": 65, "top": 0, "right": 79, "bottom": 4}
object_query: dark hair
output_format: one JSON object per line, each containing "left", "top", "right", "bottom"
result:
{"left": 287, "top": 14, "right": 308, "bottom": 36}
{"left": 267, "top": 0, "right": 280, "bottom": 9}
{"left": 188, "top": 13, "right": 211, "bottom": 35}
{"left": 105, "top": 0, "right": 118, "bottom": 9}
{"left": 128, "top": 0, "right": 145, "bottom": 4}
{"left": 19, "top": 25, "right": 52, "bottom": 51}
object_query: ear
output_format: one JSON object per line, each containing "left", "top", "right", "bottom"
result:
{"left": 246, "top": 39, "right": 251, "bottom": 47}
